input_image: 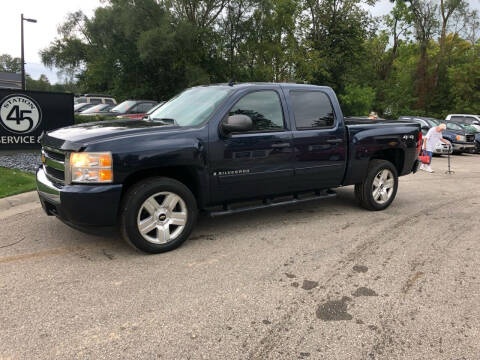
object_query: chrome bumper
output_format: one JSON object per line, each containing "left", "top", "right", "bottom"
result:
{"left": 36, "top": 166, "right": 123, "bottom": 226}
{"left": 452, "top": 143, "right": 476, "bottom": 152}
{"left": 36, "top": 166, "right": 61, "bottom": 206}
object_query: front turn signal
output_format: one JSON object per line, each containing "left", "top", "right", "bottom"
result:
{"left": 69, "top": 152, "right": 113, "bottom": 183}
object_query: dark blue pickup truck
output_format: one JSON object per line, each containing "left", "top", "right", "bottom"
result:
{"left": 37, "top": 83, "right": 421, "bottom": 253}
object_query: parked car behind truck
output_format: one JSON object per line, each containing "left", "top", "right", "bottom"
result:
{"left": 74, "top": 94, "right": 117, "bottom": 105}
{"left": 398, "top": 116, "right": 452, "bottom": 155}
{"left": 443, "top": 122, "right": 476, "bottom": 154}
{"left": 96, "top": 100, "right": 158, "bottom": 119}
{"left": 79, "top": 103, "right": 115, "bottom": 115}
{"left": 37, "top": 83, "right": 421, "bottom": 254}
{"left": 445, "top": 114, "right": 480, "bottom": 132}
{"left": 445, "top": 121, "right": 480, "bottom": 153}
{"left": 399, "top": 116, "right": 475, "bottom": 154}
{"left": 73, "top": 103, "right": 96, "bottom": 114}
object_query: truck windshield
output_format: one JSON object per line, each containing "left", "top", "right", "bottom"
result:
{"left": 149, "top": 87, "right": 232, "bottom": 127}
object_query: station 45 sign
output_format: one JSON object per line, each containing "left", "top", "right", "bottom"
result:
{"left": 0, "top": 89, "right": 73, "bottom": 150}
{"left": 0, "top": 94, "right": 42, "bottom": 134}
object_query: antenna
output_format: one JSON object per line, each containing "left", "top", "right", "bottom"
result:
{"left": 228, "top": 79, "right": 235, "bottom": 87}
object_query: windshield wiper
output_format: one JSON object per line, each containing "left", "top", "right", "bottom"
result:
{"left": 150, "top": 118, "right": 178, "bottom": 126}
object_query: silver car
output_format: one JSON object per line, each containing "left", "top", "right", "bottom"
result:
{"left": 433, "top": 141, "right": 452, "bottom": 155}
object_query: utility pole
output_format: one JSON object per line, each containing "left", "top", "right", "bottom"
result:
{"left": 21, "top": 14, "right": 37, "bottom": 90}
{"left": 21, "top": 14, "right": 24, "bottom": 90}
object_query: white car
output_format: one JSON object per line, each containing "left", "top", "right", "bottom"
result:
{"left": 445, "top": 114, "right": 480, "bottom": 132}
{"left": 433, "top": 141, "right": 452, "bottom": 155}
{"left": 74, "top": 94, "right": 117, "bottom": 105}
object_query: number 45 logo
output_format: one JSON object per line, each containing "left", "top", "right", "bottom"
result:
{"left": 0, "top": 94, "right": 42, "bottom": 134}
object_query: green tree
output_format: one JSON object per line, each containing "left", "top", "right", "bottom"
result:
{"left": 0, "top": 54, "right": 21, "bottom": 73}
{"left": 298, "top": 0, "right": 374, "bottom": 92}
{"left": 339, "top": 84, "right": 376, "bottom": 116}
{"left": 38, "top": 0, "right": 480, "bottom": 119}
{"left": 26, "top": 74, "right": 51, "bottom": 91}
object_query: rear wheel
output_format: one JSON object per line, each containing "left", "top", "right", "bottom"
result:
{"left": 120, "top": 177, "right": 197, "bottom": 253}
{"left": 354, "top": 160, "right": 398, "bottom": 211}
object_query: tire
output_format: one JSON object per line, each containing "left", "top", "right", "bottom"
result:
{"left": 354, "top": 159, "right": 398, "bottom": 211}
{"left": 120, "top": 177, "right": 198, "bottom": 253}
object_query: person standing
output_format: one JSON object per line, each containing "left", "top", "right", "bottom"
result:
{"left": 420, "top": 123, "right": 449, "bottom": 173}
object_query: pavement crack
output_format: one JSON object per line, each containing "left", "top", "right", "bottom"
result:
{"left": 0, "top": 237, "right": 25, "bottom": 249}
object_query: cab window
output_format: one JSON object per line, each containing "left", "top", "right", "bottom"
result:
{"left": 229, "top": 91, "right": 284, "bottom": 132}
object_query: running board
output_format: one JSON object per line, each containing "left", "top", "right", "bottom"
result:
{"left": 205, "top": 190, "right": 336, "bottom": 217}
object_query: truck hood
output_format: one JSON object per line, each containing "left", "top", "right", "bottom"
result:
{"left": 444, "top": 129, "right": 472, "bottom": 136}
{"left": 41, "top": 119, "right": 179, "bottom": 151}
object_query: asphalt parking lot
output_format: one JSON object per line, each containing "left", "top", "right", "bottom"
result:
{"left": 1, "top": 154, "right": 480, "bottom": 359}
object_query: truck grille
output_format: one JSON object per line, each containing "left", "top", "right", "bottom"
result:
{"left": 44, "top": 148, "right": 65, "bottom": 162}
{"left": 466, "top": 134, "right": 475, "bottom": 143}
{"left": 42, "top": 146, "right": 66, "bottom": 184}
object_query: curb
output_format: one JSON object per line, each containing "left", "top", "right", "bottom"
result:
{"left": 0, "top": 191, "right": 39, "bottom": 212}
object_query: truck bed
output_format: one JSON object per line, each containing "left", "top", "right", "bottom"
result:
{"left": 341, "top": 117, "right": 421, "bottom": 186}
{"left": 344, "top": 117, "right": 410, "bottom": 126}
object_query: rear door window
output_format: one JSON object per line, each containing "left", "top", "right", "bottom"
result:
{"left": 290, "top": 91, "right": 335, "bottom": 129}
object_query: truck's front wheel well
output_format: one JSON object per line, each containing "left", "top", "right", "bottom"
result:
{"left": 371, "top": 149, "right": 405, "bottom": 174}
{"left": 121, "top": 167, "right": 202, "bottom": 207}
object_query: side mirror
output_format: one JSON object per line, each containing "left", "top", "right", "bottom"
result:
{"left": 222, "top": 114, "right": 253, "bottom": 134}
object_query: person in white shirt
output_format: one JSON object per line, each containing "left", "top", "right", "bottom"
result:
{"left": 420, "top": 123, "right": 449, "bottom": 173}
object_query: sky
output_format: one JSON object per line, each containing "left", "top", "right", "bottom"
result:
{"left": 1, "top": 0, "right": 479, "bottom": 84}
{"left": 1, "top": 0, "right": 100, "bottom": 83}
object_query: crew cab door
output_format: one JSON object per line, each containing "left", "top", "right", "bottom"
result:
{"left": 285, "top": 89, "right": 346, "bottom": 190}
{"left": 208, "top": 89, "right": 294, "bottom": 203}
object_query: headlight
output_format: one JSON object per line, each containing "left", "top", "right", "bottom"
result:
{"left": 456, "top": 135, "right": 466, "bottom": 142}
{"left": 69, "top": 152, "right": 113, "bottom": 183}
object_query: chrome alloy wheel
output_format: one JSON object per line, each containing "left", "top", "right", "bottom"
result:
{"left": 372, "top": 169, "right": 395, "bottom": 204}
{"left": 136, "top": 192, "right": 188, "bottom": 244}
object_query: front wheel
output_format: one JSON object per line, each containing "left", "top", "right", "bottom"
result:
{"left": 354, "top": 160, "right": 398, "bottom": 211}
{"left": 120, "top": 177, "right": 198, "bottom": 253}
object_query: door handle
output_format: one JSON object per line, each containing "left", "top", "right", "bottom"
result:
{"left": 326, "top": 138, "right": 343, "bottom": 144}
{"left": 271, "top": 143, "right": 290, "bottom": 148}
